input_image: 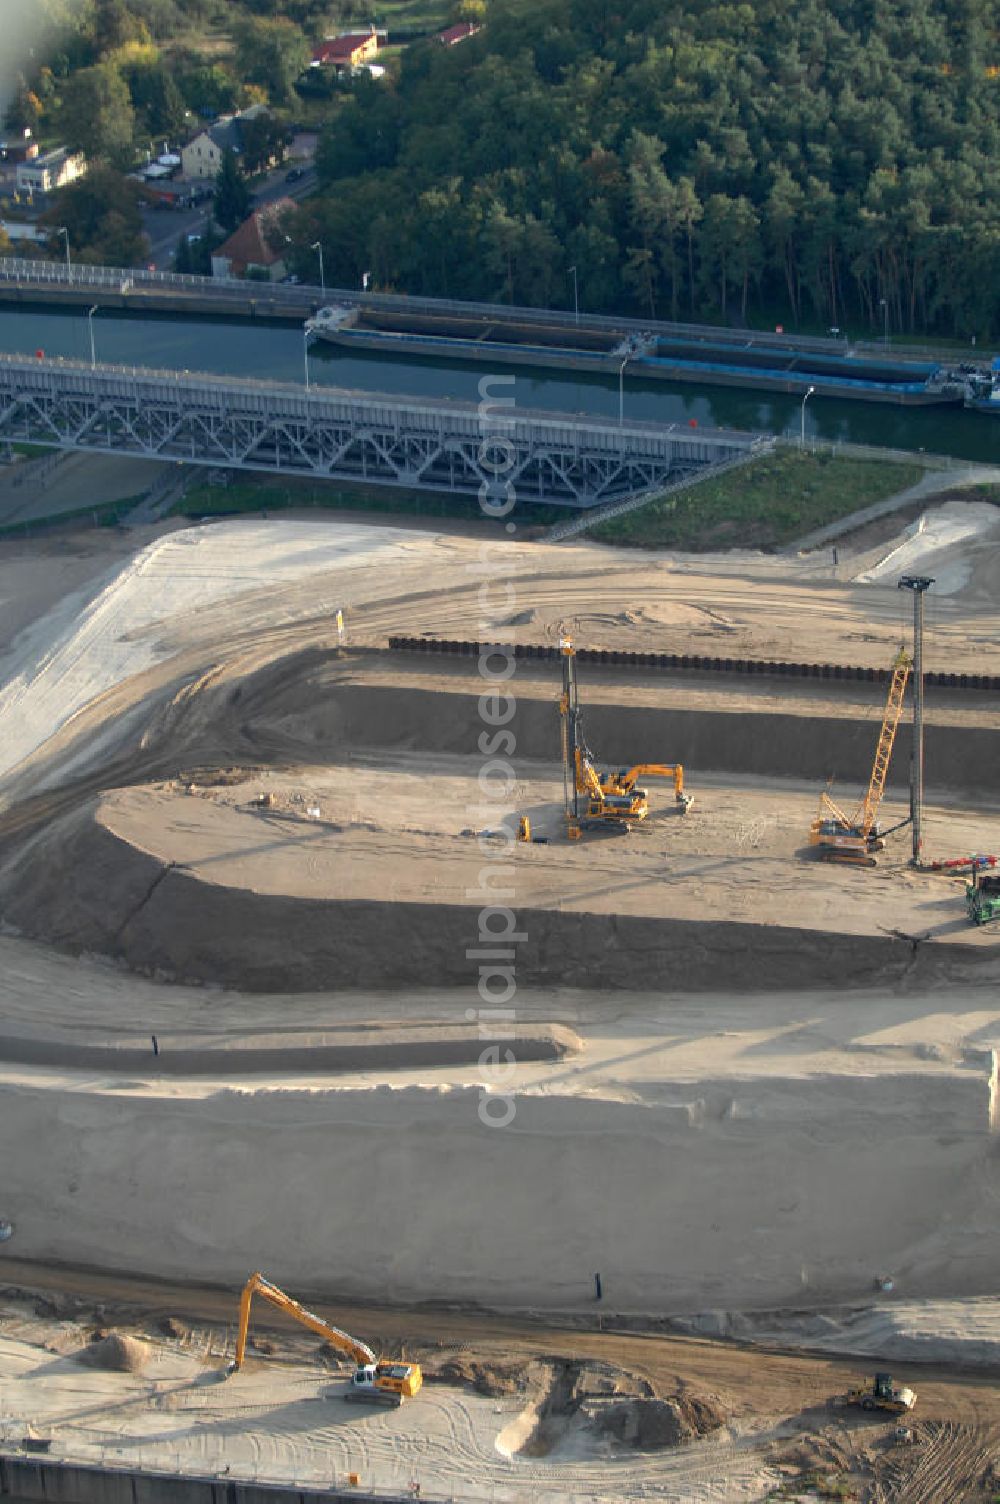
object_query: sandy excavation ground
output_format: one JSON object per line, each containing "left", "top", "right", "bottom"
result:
{"left": 3, "top": 1270, "right": 1000, "bottom": 1503}
{"left": 1, "top": 501, "right": 1000, "bottom": 1500}
{"left": 2, "top": 763, "right": 998, "bottom": 997}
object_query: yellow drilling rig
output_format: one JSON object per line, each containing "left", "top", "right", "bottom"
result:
{"left": 809, "top": 647, "right": 912, "bottom": 866}
{"left": 558, "top": 637, "right": 692, "bottom": 839}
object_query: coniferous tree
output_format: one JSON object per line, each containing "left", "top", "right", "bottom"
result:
{"left": 214, "top": 148, "right": 251, "bottom": 235}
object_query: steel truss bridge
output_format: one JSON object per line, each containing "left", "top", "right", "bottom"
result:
{"left": 0, "top": 355, "right": 769, "bottom": 508}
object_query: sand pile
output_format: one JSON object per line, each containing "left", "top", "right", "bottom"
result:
{"left": 594, "top": 1393, "right": 727, "bottom": 1449}
{"left": 502, "top": 1360, "right": 727, "bottom": 1457}
{"left": 0, "top": 520, "right": 432, "bottom": 794}
{"left": 429, "top": 1356, "right": 529, "bottom": 1397}
{"left": 686, "top": 1297, "right": 1000, "bottom": 1368}
{"left": 856, "top": 500, "right": 1000, "bottom": 593}
{"left": 77, "top": 1332, "right": 147, "bottom": 1373}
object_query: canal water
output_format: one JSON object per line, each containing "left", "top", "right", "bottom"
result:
{"left": 1, "top": 306, "right": 996, "bottom": 463}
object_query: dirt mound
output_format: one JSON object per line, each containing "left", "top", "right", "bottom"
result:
{"left": 77, "top": 1332, "right": 147, "bottom": 1373}
{"left": 595, "top": 1392, "right": 727, "bottom": 1449}
{"left": 501, "top": 1360, "right": 728, "bottom": 1458}
{"left": 429, "top": 1355, "right": 529, "bottom": 1397}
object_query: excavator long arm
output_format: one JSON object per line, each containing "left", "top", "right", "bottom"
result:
{"left": 619, "top": 763, "right": 687, "bottom": 799}
{"left": 232, "top": 1272, "right": 376, "bottom": 1371}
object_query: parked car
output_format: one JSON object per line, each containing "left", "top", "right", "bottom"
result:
{"left": 285, "top": 166, "right": 306, "bottom": 182}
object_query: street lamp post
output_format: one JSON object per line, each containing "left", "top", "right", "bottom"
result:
{"left": 56, "top": 226, "right": 71, "bottom": 278}
{"left": 87, "top": 304, "right": 99, "bottom": 368}
{"left": 303, "top": 328, "right": 312, "bottom": 389}
{"left": 879, "top": 297, "right": 889, "bottom": 349}
{"left": 310, "top": 240, "right": 325, "bottom": 292}
{"left": 618, "top": 355, "right": 628, "bottom": 426}
{"left": 568, "top": 265, "right": 579, "bottom": 325}
{"left": 800, "top": 384, "right": 815, "bottom": 449}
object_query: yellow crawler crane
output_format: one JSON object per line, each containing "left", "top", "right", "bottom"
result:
{"left": 227, "top": 1271, "right": 422, "bottom": 1405}
{"left": 810, "top": 648, "right": 912, "bottom": 866}
{"left": 558, "top": 637, "right": 692, "bottom": 838}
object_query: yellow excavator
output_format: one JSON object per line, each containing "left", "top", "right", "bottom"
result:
{"left": 558, "top": 637, "right": 692, "bottom": 838}
{"left": 227, "top": 1272, "right": 422, "bottom": 1406}
{"left": 810, "top": 648, "right": 912, "bottom": 866}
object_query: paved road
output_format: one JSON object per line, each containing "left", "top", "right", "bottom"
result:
{"left": 139, "top": 165, "right": 319, "bottom": 271}
{"left": 791, "top": 463, "right": 1000, "bottom": 552}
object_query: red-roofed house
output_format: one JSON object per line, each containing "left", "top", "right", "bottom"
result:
{"left": 311, "top": 29, "right": 382, "bottom": 70}
{"left": 211, "top": 198, "right": 295, "bottom": 281}
{"left": 436, "top": 21, "right": 480, "bottom": 45}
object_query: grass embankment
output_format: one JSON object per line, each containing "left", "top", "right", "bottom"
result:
{"left": 376, "top": 0, "right": 452, "bottom": 35}
{"left": 9, "top": 444, "right": 55, "bottom": 460}
{"left": 0, "top": 496, "right": 144, "bottom": 537}
{"left": 586, "top": 451, "right": 925, "bottom": 551}
{"left": 172, "top": 475, "right": 563, "bottom": 528}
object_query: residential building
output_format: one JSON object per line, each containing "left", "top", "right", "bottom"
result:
{"left": 180, "top": 106, "right": 270, "bottom": 181}
{"left": 0, "top": 220, "right": 48, "bottom": 244}
{"left": 436, "top": 21, "right": 480, "bottom": 45}
{"left": 15, "top": 147, "right": 85, "bottom": 195}
{"left": 211, "top": 198, "right": 295, "bottom": 281}
{"left": 311, "top": 29, "right": 383, "bottom": 70}
{"left": 0, "top": 135, "right": 38, "bottom": 164}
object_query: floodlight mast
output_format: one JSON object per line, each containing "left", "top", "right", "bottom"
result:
{"left": 897, "top": 575, "right": 933, "bottom": 864}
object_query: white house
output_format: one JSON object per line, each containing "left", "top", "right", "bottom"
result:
{"left": 180, "top": 106, "right": 270, "bottom": 181}
{"left": 16, "top": 147, "right": 86, "bottom": 195}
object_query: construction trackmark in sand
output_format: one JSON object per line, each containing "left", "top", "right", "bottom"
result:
{"left": 465, "top": 374, "right": 522, "bottom": 1128}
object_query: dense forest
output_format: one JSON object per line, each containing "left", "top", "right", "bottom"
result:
{"left": 292, "top": 0, "right": 1000, "bottom": 337}
{"left": 8, "top": 0, "right": 1000, "bottom": 336}
{"left": 5, "top": 0, "right": 363, "bottom": 151}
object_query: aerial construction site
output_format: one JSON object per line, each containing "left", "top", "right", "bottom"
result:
{"left": 1, "top": 482, "right": 1000, "bottom": 1503}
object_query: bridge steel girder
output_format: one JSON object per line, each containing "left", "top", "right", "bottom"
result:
{"left": 0, "top": 355, "right": 767, "bottom": 509}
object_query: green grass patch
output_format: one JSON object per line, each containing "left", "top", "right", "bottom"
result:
{"left": 8, "top": 443, "right": 56, "bottom": 460}
{"left": 586, "top": 451, "right": 925, "bottom": 551}
{"left": 0, "top": 495, "right": 143, "bottom": 537}
{"left": 375, "top": 0, "right": 452, "bottom": 34}
{"left": 765, "top": 1472, "right": 858, "bottom": 1501}
{"left": 173, "top": 475, "right": 564, "bottom": 527}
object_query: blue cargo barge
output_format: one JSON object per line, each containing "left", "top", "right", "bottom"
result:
{"left": 309, "top": 304, "right": 966, "bottom": 407}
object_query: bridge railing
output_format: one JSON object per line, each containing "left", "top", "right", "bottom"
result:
{"left": 0, "top": 256, "right": 244, "bottom": 297}
{"left": 0, "top": 351, "right": 767, "bottom": 451}
{"left": 4, "top": 257, "right": 987, "bottom": 366}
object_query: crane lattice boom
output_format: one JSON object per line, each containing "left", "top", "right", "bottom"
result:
{"left": 810, "top": 647, "right": 912, "bottom": 865}
{"left": 853, "top": 650, "right": 911, "bottom": 836}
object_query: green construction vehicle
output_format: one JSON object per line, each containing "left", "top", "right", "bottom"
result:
{"left": 967, "top": 869, "right": 1000, "bottom": 926}
{"left": 844, "top": 1372, "right": 916, "bottom": 1416}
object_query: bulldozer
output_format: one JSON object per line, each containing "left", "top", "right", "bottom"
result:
{"left": 844, "top": 1372, "right": 916, "bottom": 1416}
{"left": 558, "top": 637, "right": 692, "bottom": 838}
{"left": 227, "top": 1272, "right": 422, "bottom": 1406}
{"left": 810, "top": 648, "right": 911, "bottom": 866}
